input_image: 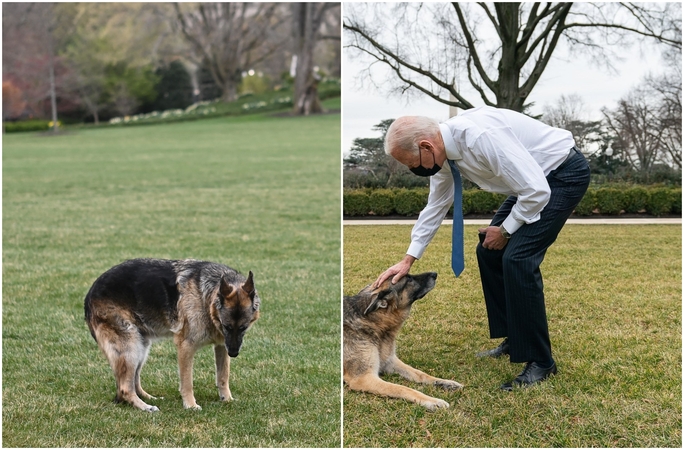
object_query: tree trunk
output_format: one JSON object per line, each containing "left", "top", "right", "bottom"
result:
{"left": 47, "top": 24, "right": 59, "bottom": 133}
{"left": 293, "top": 51, "right": 322, "bottom": 115}
{"left": 495, "top": 3, "right": 523, "bottom": 111}
{"left": 220, "top": 68, "right": 242, "bottom": 103}
{"left": 292, "top": 3, "right": 324, "bottom": 115}
{"left": 221, "top": 83, "right": 238, "bottom": 103}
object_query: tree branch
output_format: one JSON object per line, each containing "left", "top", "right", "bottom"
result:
{"left": 344, "top": 21, "right": 464, "bottom": 98}
{"left": 451, "top": 2, "right": 496, "bottom": 92}
{"left": 564, "top": 21, "right": 681, "bottom": 48}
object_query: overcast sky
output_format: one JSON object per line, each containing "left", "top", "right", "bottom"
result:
{"left": 341, "top": 8, "right": 669, "bottom": 155}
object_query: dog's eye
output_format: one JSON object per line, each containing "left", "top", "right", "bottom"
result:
{"left": 223, "top": 325, "right": 233, "bottom": 333}
{"left": 239, "top": 325, "right": 247, "bottom": 332}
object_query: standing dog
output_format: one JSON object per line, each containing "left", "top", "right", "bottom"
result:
{"left": 343, "top": 272, "right": 462, "bottom": 410}
{"left": 84, "top": 258, "right": 260, "bottom": 412}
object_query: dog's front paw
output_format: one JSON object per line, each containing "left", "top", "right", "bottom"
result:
{"left": 145, "top": 405, "right": 160, "bottom": 413}
{"left": 422, "top": 397, "right": 449, "bottom": 411}
{"left": 435, "top": 379, "right": 463, "bottom": 390}
{"left": 219, "top": 392, "right": 234, "bottom": 402}
{"left": 183, "top": 402, "right": 202, "bottom": 410}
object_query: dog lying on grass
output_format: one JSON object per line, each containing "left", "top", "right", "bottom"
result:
{"left": 343, "top": 272, "right": 462, "bottom": 410}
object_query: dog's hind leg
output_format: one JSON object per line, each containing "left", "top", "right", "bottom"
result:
{"left": 116, "top": 338, "right": 160, "bottom": 412}
{"left": 346, "top": 373, "right": 450, "bottom": 411}
{"left": 387, "top": 356, "right": 463, "bottom": 390}
{"left": 97, "top": 326, "right": 159, "bottom": 412}
{"left": 214, "top": 345, "right": 234, "bottom": 402}
{"left": 134, "top": 339, "right": 161, "bottom": 401}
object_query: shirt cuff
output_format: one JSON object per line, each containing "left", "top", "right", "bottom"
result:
{"left": 407, "top": 241, "right": 426, "bottom": 260}
{"left": 502, "top": 215, "right": 524, "bottom": 235}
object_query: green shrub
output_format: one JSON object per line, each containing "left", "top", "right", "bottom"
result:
{"left": 623, "top": 186, "right": 650, "bottom": 213}
{"left": 4, "top": 120, "right": 51, "bottom": 133}
{"left": 671, "top": 188, "right": 682, "bottom": 214}
{"left": 492, "top": 193, "right": 508, "bottom": 211}
{"left": 319, "top": 79, "right": 341, "bottom": 100}
{"left": 393, "top": 188, "right": 428, "bottom": 216}
{"left": 343, "top": 186, "right": 681, "bottom": 218}
{"left": 239, "top": 73, "right": 271, "bottom": 95}
{"left": 574, "top": 189, "right": 595, "bottom": 216}
{"left": 343, "top": 189, "right": 370, "bottom": 216}
{"left": 595, "top": 188, "right": 625, "bottom": 215}
{"left": 469, "top": 190, "right": 502, "bottom": 214}
{"left": 647, "top": 187, "right": 673, "bottom": 216}
{"left": 461, "top": 189, "right": 473, "bottom": 215}
{"left": 369, "top": 189, "right": 395, "bottom": 216}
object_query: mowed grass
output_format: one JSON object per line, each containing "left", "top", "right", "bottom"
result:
{"left": 343, "top": 224, "right": 681, "bottom": 447}
{"left": 3, "top": 111, "right": 341, "bottom": 447}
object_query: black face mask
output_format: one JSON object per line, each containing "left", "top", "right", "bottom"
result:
{"left": 410, "top": 150, "right": 442, "bottom": 177}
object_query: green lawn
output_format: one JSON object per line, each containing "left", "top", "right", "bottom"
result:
{"left": 3, "top": 112, "right": 341, "bottom": 447}
{"left": 343, "top": 224, "right": 681, "bottom": 447}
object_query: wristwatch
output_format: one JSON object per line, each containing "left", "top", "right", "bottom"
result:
{"left": 500, "top": 225, "right": 512, "bottom": 239}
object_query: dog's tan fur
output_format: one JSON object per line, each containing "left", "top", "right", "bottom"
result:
{"left": 343, "top": 272, "right": 462, "bottom": 410}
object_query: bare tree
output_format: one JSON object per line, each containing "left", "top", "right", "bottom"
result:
{"left": 542, "top": 93, "right": 603, "bottom": 154}
{"left": 602, "top": 87, "right": 664, "bottom": 174}
{"left": 173, "top": 3, "right": 287, "bottom": 102}
{"left": 344, "top": 2, "right": 682, "bottom": 112}
{"left": 647, "top": 48, "right": 682, "bottom": 168}
{"left": 542, "top": 94, "right": 587, "bottom": 128}
{"left": 290, "top": 3, "right": 340, "bottom": 115}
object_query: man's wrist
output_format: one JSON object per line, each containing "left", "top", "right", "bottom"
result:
{"left": 499, "top": 225, "right": 512, "bottom": 239}
{"left": 403, "top": 254, "right": 417, "bottom": 265}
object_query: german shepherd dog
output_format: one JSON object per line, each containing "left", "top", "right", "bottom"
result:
{"left": 343, "top": 272, "right": 462, "bottom": 410}
{"left": 84, "top": 258, "right": 260, "bottom": 412}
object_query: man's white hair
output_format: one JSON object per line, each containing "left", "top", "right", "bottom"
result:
{"left": 384, "top": 116, "right": 441, "bottom": 156}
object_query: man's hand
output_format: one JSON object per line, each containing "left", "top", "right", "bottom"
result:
{"left": 478, "top": 226, "right": 509, "bottom": 251}
{"left": 372, "top": 255, "right": 416, "bottom": 288}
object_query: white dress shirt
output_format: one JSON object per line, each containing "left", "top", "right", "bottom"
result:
{"left": 407, "top": 106, "right": 576, "bottom": 260}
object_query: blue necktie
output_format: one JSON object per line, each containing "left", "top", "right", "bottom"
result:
{"left": 448, "top": 160, "right": 464, "bottom": 276}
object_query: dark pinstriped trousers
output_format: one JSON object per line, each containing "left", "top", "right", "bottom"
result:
{"left": 476, "top": 148, "right": 591, "bottom": 364}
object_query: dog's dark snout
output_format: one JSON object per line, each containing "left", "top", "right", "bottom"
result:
{"left": 410, "top": 271, "right": 438, "bottom": 301}
{"left": 413, "top": 271, "right": 438, "bottom": 284}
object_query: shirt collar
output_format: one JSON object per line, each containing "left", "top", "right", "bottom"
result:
{"left": 439, "top": 122, "right": 461, "bottom": 161}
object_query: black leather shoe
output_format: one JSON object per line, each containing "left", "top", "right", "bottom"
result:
{"left": 500, "top": 361, "right": 557, "bottom": 391}
{"left": 476, "top": 338, "right": 509, "bottom": 358}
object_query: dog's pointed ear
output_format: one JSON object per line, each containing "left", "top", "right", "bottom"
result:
{"left": 242, "top": 271, "right": 255, "bottom": 297}
{"left": 252, "top": 292, "right": 261, "bottom": 312}
{"left": 219, "top": 276, "right": 235, "bottom": 300}
{"left": 363, "top": 290, "right": 389, "bottom": 316}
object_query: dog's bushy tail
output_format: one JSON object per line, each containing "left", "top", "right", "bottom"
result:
{"left": 84, "top": 286, "right": 98, "bottom": 342}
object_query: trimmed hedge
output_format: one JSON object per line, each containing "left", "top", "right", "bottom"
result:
{"left": 343, "top": 186, "right": 682, "bottom": 217}
{"left": 369, "top": 189, "right": 394, "bottom": 216}
{"left": 672, "top": 188, "right": 682, "bottom": 214}
{"left": 595, "top": 188, "right": 625, "bottom": 215}
{"left": 4, "top": 120, "right": 51, "bottom": 133}
{"left": 469, "top": 190, "right": 507, "bottom": 214}
{"left": 343, "top": 189, "right": 371, "bottom": 217}
{"left": 646, "top": 187, "right": 674, "bottom": 217}
{"left": 394, "top": 188, "right": 429, "bottom": 216}
{"left": 623, "top": 186, "right": 650, "bottom": 213}
{"left": 574, "top": 189, "right": 595, "bottom": 216}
